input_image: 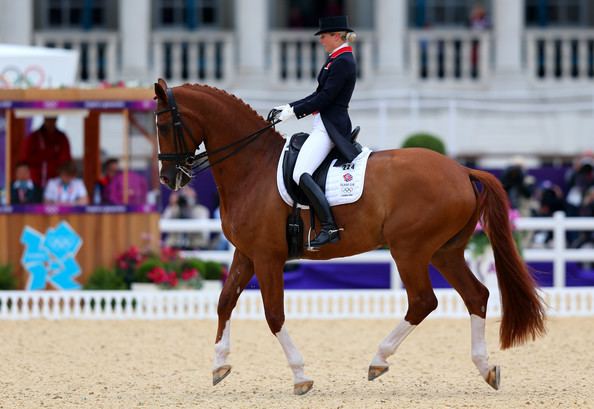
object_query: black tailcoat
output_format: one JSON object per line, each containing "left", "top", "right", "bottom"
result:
{"left": 290, "top": 47, "right": 359, "bottom": 161}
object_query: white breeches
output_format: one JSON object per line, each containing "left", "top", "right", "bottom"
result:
{"left": 292, "top": 114, "right": 335, "bottom": 184}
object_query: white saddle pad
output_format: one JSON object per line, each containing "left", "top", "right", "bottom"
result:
{"left": 276, "top": 139, "right": 373, "bottom": 209}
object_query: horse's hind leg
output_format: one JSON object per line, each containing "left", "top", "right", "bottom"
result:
{"left": 369, "top": 252, "right": 438, "bottom": 381}
{"left": 254, "top": 257, "right": 313, "bottom": 395}
{"left": 431, "top": 247, "right": 500, "bottom": 390}
{"left": 213, "top": 250, "right": 254, "bottom": 386}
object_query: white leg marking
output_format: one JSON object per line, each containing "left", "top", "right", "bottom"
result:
{"left": 275, "top": 326, "right": 311, "bottom": 384}
{"left": 213, "top": 320, "right": 231, "bottom": 369}
{"left": 370, "top": 320, "right": 416, "bottom": 367}
{"left": 471, "top": 314, "right": 490, "bottom": 378}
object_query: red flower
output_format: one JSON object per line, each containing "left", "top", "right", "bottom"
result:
{"left": 167, "top": 271, "right": 178, "bottom": 287}
{"left": 148, "top": 267, "right": 167, "bottom": 284}
{"left": 181, "top": 268, "right": 198, "bottom": 281}
{"left": 161, "top": 247, "right": 179, "bottom": 262}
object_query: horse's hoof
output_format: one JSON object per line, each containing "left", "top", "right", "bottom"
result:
{"left": 485, "top": 365, "right": 500, "bottom": 390}
{"left": 212, "top": 365, "right": 232, "bottom": 386}
{"left": 368, "top": 365, "right": 389, "bottom": 381}
{"left": 293, "top": 380, "right": 314, "bottom": 395}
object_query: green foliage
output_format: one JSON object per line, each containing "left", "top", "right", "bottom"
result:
{"left": 97, "top": 245, "right": 225, "bottom": 291}
{"left": 84, "top": 267, "right": 127, "bottom": 290}
{"left": 402, "top": 133, "right": 446, "bottom": 155}
{"left": 202, "top": 261, "right": 223, "bottom": 280}
{"left": 181, "top": 258, "right": 206, "bottom": 274}
{"left": 467, "top": 231, "right": 491, "bottom": 258}
{"left": 467, "top": 230, "right": 524, "bottom": 258}
{"left": 135, "top": 258, "right": 163, "bottom": 283}
{"left": 0, "top": 264, "right": 17, "bottom": 290}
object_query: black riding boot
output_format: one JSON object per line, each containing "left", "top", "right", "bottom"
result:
{"left": 299, "top": 173, "right": 340, "bottom": 248}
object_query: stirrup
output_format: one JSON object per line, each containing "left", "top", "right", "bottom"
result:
{"left": 306, "top": 226, "right": 343, "bottom": 251}
{"left": 306, "top": 225, "right": 320, "bottom": 252}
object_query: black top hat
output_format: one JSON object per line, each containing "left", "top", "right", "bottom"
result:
{"left": 314, "top": 16, "right": 354, "bottom": 36}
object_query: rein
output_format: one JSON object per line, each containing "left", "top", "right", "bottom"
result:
{"left": 155, "top": 87, "right": 280, "bottom": 177}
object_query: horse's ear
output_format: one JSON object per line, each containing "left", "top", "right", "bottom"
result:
{"left": 154, "top": 78, "right": 168, "bottom": 102}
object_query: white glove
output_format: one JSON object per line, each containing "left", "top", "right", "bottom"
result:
{"left": 274, "top": 104, "right": 288, "bottom": 111}
{"left": 278, "top": 105, "right": 295, "bottom": 122}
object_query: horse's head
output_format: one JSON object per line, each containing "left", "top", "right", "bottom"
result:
{"left": 154, "top": 78, "right": 203, "bottom": 190}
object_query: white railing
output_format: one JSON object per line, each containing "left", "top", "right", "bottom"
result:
{"left": 152, "top": 31, "right": 235, "bottom": 86}
{"left": 269, "top": 30, "right": 374, "bottom": 87}
{"left": 160, "top": 212, "right": 594, "bottom": 289}
{"left": 408, "top": 29, "right": 492, "bottom": 84}
{"left": 1, "top": 287, "right": 592, "bottom": 320}
{"left": 526, "top": 29, "right": 594, "bottom": 83}
{"left": 35, "top": 31, "right": 118, "bottom": 84}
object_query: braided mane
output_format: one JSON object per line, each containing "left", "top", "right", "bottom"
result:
{"left": 180, "top": 83, "right": 284, "bottom": 139}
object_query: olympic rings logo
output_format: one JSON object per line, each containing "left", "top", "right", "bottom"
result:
{"left": 0, "top": 65, "right": 46, "bottom": 88}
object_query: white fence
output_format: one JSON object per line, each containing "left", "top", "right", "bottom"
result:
{"left": 161, "top": 212, "right": 594, "bottom": 289}
{"left": 408, "top": 29, "right": 491, "bottom": 84}
{"left": 526, "top": 29, "right": 594, "bottom": 83}
{"left": 1, "top": 287, "right": 593, "bottom": 320}
{"left": 269, "top": 30, "right": 374, "bottom": 86}
{"left": 35, "top": 31, "right": 118, "bottom": 84}
{"left": 152, "top": 31, "right": 235, "bottom": 86}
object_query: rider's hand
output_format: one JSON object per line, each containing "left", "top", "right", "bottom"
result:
{"left": 277, "top": 105, "right": 295, "bottom": 122}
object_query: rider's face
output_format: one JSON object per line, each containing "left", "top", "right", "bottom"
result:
{"left": 319, "top": 32, "right": 342, "bottom": 54}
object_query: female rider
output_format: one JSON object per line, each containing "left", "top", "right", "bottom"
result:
{"left": 275, "top": 15, "right": 358, "bottom": 248}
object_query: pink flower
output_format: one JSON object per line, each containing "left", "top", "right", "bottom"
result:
{"left": 508, "top": 208, "right": 520, "bottom": 229}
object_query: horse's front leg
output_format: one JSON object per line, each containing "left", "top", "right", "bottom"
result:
{"left": 212, "top": 249, "right": 254, "bottom": 386}
{"left": 254, "top": 257, "right": 313, "bottom": 395}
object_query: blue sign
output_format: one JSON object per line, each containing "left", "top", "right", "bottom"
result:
{"left": 20, "top": 221, "right": 82, "bottom": 290}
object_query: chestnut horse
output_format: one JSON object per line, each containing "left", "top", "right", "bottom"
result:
{"left": 153, "top": 79, "right": 545, "bottom": 395}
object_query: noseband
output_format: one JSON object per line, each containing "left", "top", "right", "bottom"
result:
{"left": 154, "top": 87, "right": 279, "bottom": 176}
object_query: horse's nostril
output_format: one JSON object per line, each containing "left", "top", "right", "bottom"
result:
{"left": 160, "top": 176, "right": 169, "bottom": 185}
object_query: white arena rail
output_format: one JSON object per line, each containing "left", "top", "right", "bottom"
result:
{"left": 161, "top": 212, "right": 594, "bottom": 289}
{"left": 0, "top": 288, "right": 593, "bottom": 320}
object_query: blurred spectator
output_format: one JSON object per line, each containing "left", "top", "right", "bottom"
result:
{"left": 500, "top": 159, "right": 535, "bottom": 216}
{"left": 565, "top": 155, "right": 594, "bottom": 217}
{"left": 469, "top": 3, "right": 490, "bottom": 30}
{"left": 10, "top": 162, "right": 42, "bottom": 204}
{"left": 288, "top": 5, "right": 305, "bottom": 28}
{"left": 468, "top": 3, "right": 489, "bottom": 78}
{"left": 531, "top": 181, "right": 565, "bottom": 247}
{"left": 570, "top": 186, "right": 594, "bottom": 249}
{"left": 162, "top": 187, "right": 210, "bottom": 249}
{"left": 94, "top": 158, "right": 120, "bottom": 204}
{"left": 18, "top": 117, "right": 72, "bottom": 188}
{"left": 44, "top": 161, "right": 89, "bottom": 205}
{"left": 212, "top": 206, "right": 230, "bottom": 250}
{"left": 103, "top": 170, "right": 148, "bottom": 205}
{"left": 323, "top": 0, "right": 343, "bottom": 17}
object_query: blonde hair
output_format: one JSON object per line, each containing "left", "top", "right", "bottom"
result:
{"left": 340, "top": 31, "right": 357, "bottom": 43}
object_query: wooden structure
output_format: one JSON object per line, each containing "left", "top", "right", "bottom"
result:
{"left": 0, "top": 88, "right": 159, "bottom": 289}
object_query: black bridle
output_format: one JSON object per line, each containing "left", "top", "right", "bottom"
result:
{"left": 155, "top": 87, "right": 281, "bottom": 177}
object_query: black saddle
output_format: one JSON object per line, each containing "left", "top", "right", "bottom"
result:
{"left": 282, "top": 126, "right": 362, "bottom": 206}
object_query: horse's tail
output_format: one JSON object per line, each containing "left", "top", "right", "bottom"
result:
{"left": 469, "top": 169, "right": 546, "bottom": 349}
